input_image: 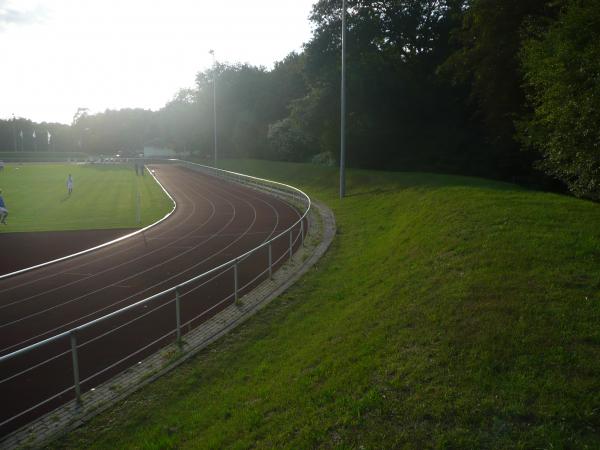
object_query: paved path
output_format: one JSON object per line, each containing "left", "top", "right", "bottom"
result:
{"left": 0, "top": 165, "right": 303, "bottom": 436}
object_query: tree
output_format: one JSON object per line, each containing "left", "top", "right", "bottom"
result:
{"left": 192, "top": 60, "right": 309, "bottom": 160}
{"left": 296, "top": 0, "right": 480, "bottom": 172}
{"left": 159, "top": 89, "right": 206, "bottom": 156}
{"left": 519, "top": 0, "right": 600, "bottom": 199}
{"left": 441, "top": 0, "right": 559, "bottom": 178}
{"left": 267, "top": 88, "right": 325, "bottom": 162}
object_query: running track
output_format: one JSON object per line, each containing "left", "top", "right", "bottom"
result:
{"left": 0, "top": 164, "right": 304, "bottom": 436}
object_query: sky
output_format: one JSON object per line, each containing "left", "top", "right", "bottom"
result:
{"left": 0, "top": 0, "right": 316, "bottom": 124}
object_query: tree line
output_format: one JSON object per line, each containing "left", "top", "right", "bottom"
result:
{"left": 1, "top": 0, "right": 598, "bottom": 199}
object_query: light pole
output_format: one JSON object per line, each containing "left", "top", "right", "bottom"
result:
{"left": 209, "top": 49, "right": 218, "bottom": 168}
{"left": 340, "top": 0, "right": 347, "bottom": 199}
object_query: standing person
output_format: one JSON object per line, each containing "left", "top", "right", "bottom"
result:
{"left": 0, "top": 189, "right": 8, "bottom": 225}
{"left": 0, "top": 160, "right": 4, "bottom": 172}
{"left": 67, "top": 174, "right": 73, "bottom": 195}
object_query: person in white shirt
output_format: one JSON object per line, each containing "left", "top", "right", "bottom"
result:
{"left": 67, "top": 174, "right": 73, "bottom": 195}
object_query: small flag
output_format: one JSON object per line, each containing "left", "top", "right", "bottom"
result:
{"left": 33, "top": 130, "right": 36, "bottom": 139}
{"left": 47, "top": 130, "right": 52, "bottom": 144}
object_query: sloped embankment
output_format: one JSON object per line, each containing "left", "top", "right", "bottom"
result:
{"left": 56, "top": 160, "right": 600, "bottom": 449}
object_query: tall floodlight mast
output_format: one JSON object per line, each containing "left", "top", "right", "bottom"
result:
{"left": 209, "top": 49, "right": 218, "bottom": 168}
{"left": 340, "top": 0, "right": 347, "bottom": 198}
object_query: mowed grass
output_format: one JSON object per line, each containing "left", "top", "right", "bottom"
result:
{"left": 0, "top": 163, "right": 172, "bottom": 232}
{"left": 53, "top": 160, "right": 600, "bottom": 449}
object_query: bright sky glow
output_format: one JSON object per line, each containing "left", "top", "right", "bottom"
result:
{"left": 0, "top": 0, "right": 315, "bottom": 124}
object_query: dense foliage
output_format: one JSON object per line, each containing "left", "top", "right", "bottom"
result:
{"left": 1, "top": 0, "right": 599, "bottom": 198}
{"left": 519, "top": 0, "right": 600, "bottom": 200}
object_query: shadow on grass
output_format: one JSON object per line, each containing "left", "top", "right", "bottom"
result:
{"left": 342, "top": 175, "right": 526, "bottom": 199}
{"left": 349, "top": 170, "right": 527, "bottom": 192}
{"left": 345, "top": 188, "right": 400, "bottom": 198}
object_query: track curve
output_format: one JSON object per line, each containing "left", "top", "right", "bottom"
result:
{"left": 0, "top": 164, "right": 304, "bottom": 436}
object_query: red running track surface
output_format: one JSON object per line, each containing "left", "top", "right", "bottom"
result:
{"left": 0, "top": 229, "right": 136, "bottom": 276}
{"left": 0, "top": 165, "right": 305, "bottom": 436}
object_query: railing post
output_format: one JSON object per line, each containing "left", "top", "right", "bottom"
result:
{"left": 268, "top": 243, "right": 273, "bottom": 280}
{"left": 70, "top": 332, "right": 82, "bottom": 404}
{"left": 175, "top": 290, "right": 182, "bottom": 348}
{"left": 234, "top": 262, "right": 239, "bottom": 304}
{"left": 289, "top": 229, "right": 293, "bottom": 262}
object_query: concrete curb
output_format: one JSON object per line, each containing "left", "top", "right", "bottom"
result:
{"left": 1, "top": 199, "right": 335, "bottom": 449}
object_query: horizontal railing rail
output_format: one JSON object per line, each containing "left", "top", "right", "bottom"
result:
{"left": 0, "top": 161, "right": 310, "bottom": 436}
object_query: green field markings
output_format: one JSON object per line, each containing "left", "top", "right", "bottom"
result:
{"left": 0, "top": 164, "right": 172, "bottom": 233}
{"left": 52, "top": 160, "right": 600, "bottom": 449}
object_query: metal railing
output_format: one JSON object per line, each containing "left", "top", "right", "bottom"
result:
{"left": 0, "top": 161, "right": 310, "bottom": 436}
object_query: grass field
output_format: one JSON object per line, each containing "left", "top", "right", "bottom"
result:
{"left": 0, "top": 163, "right": 172, "bottom": 232}
{"left": 52, "top": 160, "right": 600, "bottom": 449}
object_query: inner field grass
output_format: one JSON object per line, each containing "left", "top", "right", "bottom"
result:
{"left": 53, "top": 160, "right": 600, "bottom": 449}
{"left": 0, "top": 163, "right": 172, "bottom": 232}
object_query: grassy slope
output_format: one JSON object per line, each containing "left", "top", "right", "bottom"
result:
{"left": 54, "top": 160, "right": 599, "bottom": 449}
{"left": 0, "top": 164, "right": 172, "bottom": 232}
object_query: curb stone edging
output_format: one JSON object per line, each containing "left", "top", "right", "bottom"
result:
{"left": 1, "top": 199, "right": 335, "bottom": 449}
